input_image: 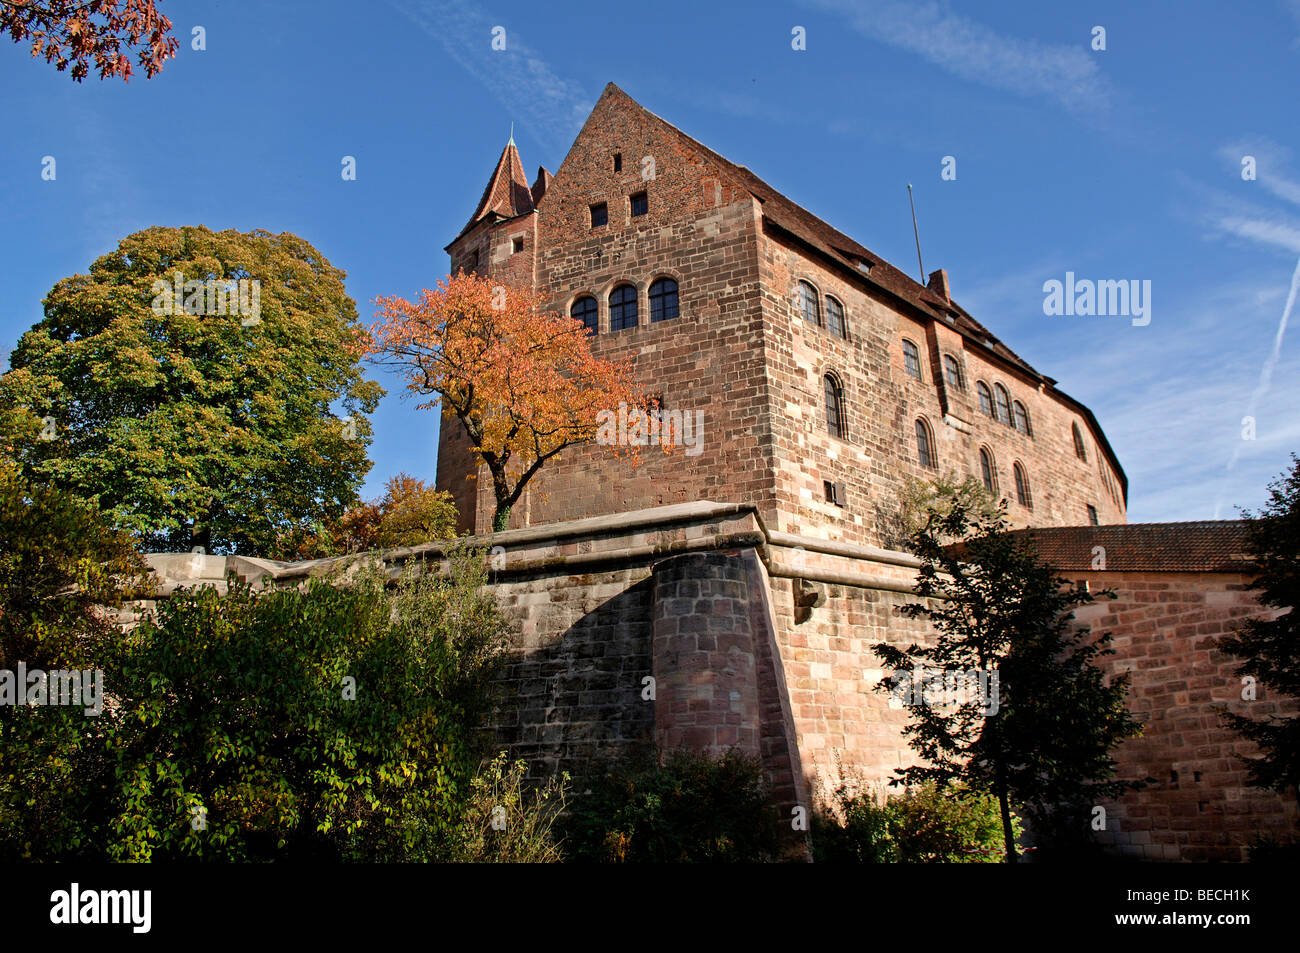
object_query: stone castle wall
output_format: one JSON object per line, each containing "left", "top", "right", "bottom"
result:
{"left": 436, "top": 84, "right": 1129, "bottom": 546}
{"left": 138, "top": 503, "right": 1295, "bottom": 861}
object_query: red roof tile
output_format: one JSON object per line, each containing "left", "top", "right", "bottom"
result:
{"left": 457, "top": 141, "right": 534, "bottom": 239}
{"left": 1007, "top": 521, "right": 1253, "bottom": 573}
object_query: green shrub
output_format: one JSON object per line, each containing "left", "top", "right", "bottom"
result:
{"left": 1, "top": 542, "right": 508, "bottom": 861}
{"left": 442, "top": 752, "right": 568, "bottom": 863}
{"left": 813, "top": 780, "right": 1016, "bottom": 863}
{"left": 562, "top": 749, "right": 782, "bottom": 863}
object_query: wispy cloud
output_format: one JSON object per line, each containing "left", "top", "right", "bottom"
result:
{"left": 806, "top": 0, "right": 1113, "bottom": 114}
{"left": 388, "top": 0, "right": 592, "bottom": 151}
{"left": 1284, "top": 0, "right": 1300, "bottom": 47}
{"left": 1212, "top": 256, "right": 1300, "bottom": 517}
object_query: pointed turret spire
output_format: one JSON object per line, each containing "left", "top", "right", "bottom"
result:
{"left": 456, "top": 136, "right": 534, "bottom": 239}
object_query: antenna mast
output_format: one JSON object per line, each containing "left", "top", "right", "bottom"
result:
{"left": 907, "top": 183, "right": 925, "bottom": 283}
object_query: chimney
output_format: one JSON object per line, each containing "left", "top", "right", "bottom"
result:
{"left": 927, "top": 268, "right": 950, "bottom": 302}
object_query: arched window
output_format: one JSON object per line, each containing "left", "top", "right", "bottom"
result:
{"left": 825, "top": 296, "right": 846, "bottom": 338}
{"left": 609, "top": 284, "right": 638, "bottom": 331}
{"left": 903, "top": 340, "right": 922, "bottom": 381}
{"left": 824, "top": 374, "right": 846, "bottom": 439}
{"left": 977, "top": 381, "right": 995, "bottom": 418}
{"left": 649, "top": 277, "right": 679, "bottom": 323}
{"left": 1012, "top": 400, "right": 1032, "bottom": 436}
{"left": 943, "top": 355, "right": 964, "bottom": 391}
{"left": 798, "top": 281, "right": 821, "bottom": 326}
{"left": 994, "top": 384, "right": 1013, "bottom": 425}
{"left": 1014, "top": 462, "right": 1033, "bottom": 508}
{"left": 1072, "top": 422, "right": 1088, "bottom": 460}
{"left": 979, "top": 447, "right": 997, "bottom": 493}
{"left": 570, "top": 296, "right": 598, "bottom": 334}
{"left": 915, "top": 417, "right": 936, "bottom": 469}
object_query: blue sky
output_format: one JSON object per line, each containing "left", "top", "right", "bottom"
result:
{"left": 2, "top": 0, "right": 1297, "bottom": 523}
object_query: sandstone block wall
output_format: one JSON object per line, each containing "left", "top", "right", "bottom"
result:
{"left": 1069, "top": 569, "right": 1299, "bottom": 861}
{"left": 136, "top": 506, "right": 1294, "bottom": 861}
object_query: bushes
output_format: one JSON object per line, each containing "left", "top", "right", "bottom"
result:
{"left": 0, "top": 537, "right": 511, "bottom": 861}
{"left": 442, "top": 752, "right": 569, "bottom": 863}
{"left": 813, "top": 780, "right": 1016, "bottom": 863}
{"left": 562, "top": 749, "right": 782, "bottom": 862}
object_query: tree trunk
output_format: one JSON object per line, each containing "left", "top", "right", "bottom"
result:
{"left": 492, "top": 504, "right": 511, "bottom": 533}
{"left": 995, "top": 761, "right": 1018, "bottom": 863}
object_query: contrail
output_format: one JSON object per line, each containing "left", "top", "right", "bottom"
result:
{"left": 1213, "top": 255, "right": 1300, "bottom": 518}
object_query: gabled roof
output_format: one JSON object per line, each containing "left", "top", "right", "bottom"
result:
{"left": 592, "top": 83, "right": 1127, "bottom": 497}
{"left": 455, "top": 140, "right": 535, "bottom": 241}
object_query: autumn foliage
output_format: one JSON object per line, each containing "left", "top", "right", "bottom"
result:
{"left": 368, "top": 273, "right": 646, "bottom": 532}
{"left": 1, "top": 0, "right": 178, "bottom": 82}
{"left": 274, "top": 473, "right": 459, "bottom": 559}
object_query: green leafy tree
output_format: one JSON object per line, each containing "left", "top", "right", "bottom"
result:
{"left": 883, "top": 472, "right": 1002, "bottom": 552}
{"left": 812, "top": 780, "right": 1017, "bottom": 863}
{"left": 1218, "top": 454, "right": 1300, "bottom": 803}
{"left": 0, "top": 225, "right": 383, "bottom": 555}
{"left": 874, "top": 501, "right": 1144, "bottom": 861}
{"left": 273, "top": 473, "right": 460, "bottom": 559}
{"left": 102, "top": 553, "right": 504, "bottom": 861}
{"left": 0, "top": 470, "right": 149, "bottom": 859}
{"left": 0, "top": 463, "right": 148, "bottom": 670}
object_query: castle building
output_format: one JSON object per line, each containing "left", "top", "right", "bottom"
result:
{"left": 437, "top": 83, "right": 1128, "bottom": 542}
{"left": 127, "top": 88, "right": 1295, "bottom": 861}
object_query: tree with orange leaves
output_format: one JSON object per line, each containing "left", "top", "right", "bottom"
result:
{"left": 369, "top": 274, "right": 646, "bottom": 533}
{"left": 1, "top": 0, "right": 177, "bottom": 82}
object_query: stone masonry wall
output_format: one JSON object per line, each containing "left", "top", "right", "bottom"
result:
{"left": 137, "top": 506, "right": 1292, "bottom": 861}
{"left": 756, "top": 226, "right": 1126, "bottom": 550}
{"left": 1069, "top": 569, "right": 1299, "bottom": 861}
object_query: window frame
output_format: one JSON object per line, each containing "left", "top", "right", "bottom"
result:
{"left": 1073, "top": 422, "right": 1088, "bottom": 460}
{"left": 1012, "top": 400, "right": 1032, "bottom": 436}
{"left": 630, "top": 191, "right": 648, "bottom": 217}
{"left": 649, "top": 277, "right": 679, "bottom": 323}
{"left": 1013, "top": 461, "right": 1033, "bottom": 508}
{"left": 979, "top": 446, "right": 998, "bottom": 493}
{"left": 915, "top": 417, "right": 936, "bottom": 469}
{"left": 903, "top": 339, "right": 923, "bottom": 381}
{"left": 977, "top": 381, "right": 995, "bottom": 418}
{"left": 608, "top": 283, "right": 638, "bottom": 331}
{"left": 994, "top": 383, "right": 1013, "bottom": 426}
{"left": 943, "top": 354, "right": 964, "bottom": 391}
{"left": 798, "top": 280, "right": 821, "bottom": 327}
{"left": 824, "top": 373, "right": 846, "bottom": 440}
{"left": 570, "top": 295, "right": 598, "bottom": 335}
{"left": 825, "top": 295, "right": 846, "bottom": 338}
{"left": 590, "top": 202, "right": 608, "bottom": 227}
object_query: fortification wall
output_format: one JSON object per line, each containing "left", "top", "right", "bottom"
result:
{"left": 137, "top": 504, "right": 1295, "bottom": 861}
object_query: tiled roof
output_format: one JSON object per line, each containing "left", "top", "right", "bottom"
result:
{"left": 597, "top": 84, "right": 1127, "bottom": 496}
{"left": 457, "top": 141, "right": 534, "bottom": 239}
{"left": 1007, "top": 521, "right": 1254, "bottom": 573}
